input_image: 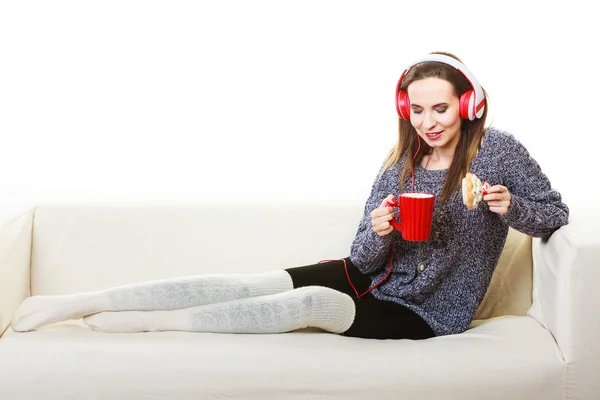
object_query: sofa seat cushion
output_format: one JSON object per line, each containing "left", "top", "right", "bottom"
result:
{"left": 0, "top": 316, "right": 564, "bottom": 400}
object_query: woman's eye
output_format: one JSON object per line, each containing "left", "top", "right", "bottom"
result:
{"left": 411, "top": 108, "right": 446, "bottom": 115}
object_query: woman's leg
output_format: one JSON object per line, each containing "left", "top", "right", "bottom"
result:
{"left": 11, "top": 270, "right": 293, "bottom": 332}
{"left": 83, "top": 286, "right": 434, "bottom": 339}
{"left": 83, "top": 259, "right": 435, "bottom": 340}
{"left": 81, "top": 259, "right": 361, "bottom": 334}
{"left": 83, "top": 286, "right": 356, "bottom": 334}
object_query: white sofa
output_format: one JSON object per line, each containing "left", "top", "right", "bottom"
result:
{"left": 0, "top": 200, "right": 598, "bottom": 399}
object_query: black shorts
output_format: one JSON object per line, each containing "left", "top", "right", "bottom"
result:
{"left": 285, "top": 258, "right": 435, "bottom": 340}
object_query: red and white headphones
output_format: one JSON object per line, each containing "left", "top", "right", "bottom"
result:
{"left": 395, "top": 53, "right": 486, "bottom": 121}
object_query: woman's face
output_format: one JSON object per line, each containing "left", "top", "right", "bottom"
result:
{"left": 407, "top": 77, "right": 462, "bottom": 153}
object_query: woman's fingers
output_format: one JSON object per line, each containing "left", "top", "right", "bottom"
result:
{"left": 483, "top": 185, "right": 512, "bottom": 215}
{"left": 371, "top": 206, "right": 393, "bottom": 219}
{"left": 371, "top": 194, "right": 397, "bottom": 236}
{"left": 379, "top": 194, "right": 396, "bottom": 208}
{"left": 374, "top": 220, "right": 394, "bottom": 236}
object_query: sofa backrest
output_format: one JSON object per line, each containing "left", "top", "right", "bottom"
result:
{"left": 30, "top": 202, "right": 361, "bottom": 295}
{"left": 29, "top": 202, "right": 533, "bottom": 320}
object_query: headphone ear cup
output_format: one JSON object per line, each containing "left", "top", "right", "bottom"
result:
{"left": 397, "top": 90, "right": 411, "bottom": 120}
{"left": 459, "top": 90, "right": 475, "bottom": 120}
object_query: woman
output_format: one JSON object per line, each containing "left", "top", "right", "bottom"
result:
{"left": 12, "top": 52, "right": 569, "bottom": 339}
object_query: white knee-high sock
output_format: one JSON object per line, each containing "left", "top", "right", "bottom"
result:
{"left": 11, "top": 270, "right": 293, "bottom": 332}
{"left": 83, "top": 286, "right": 356, "bottom": 334}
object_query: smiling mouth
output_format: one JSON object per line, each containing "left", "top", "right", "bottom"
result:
{"left": 425, "top": 131, "right": 442, "bottom": 139}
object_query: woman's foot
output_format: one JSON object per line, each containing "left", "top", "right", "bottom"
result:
{"left": 12, "top": 293, "right": 108, "bottom": 332}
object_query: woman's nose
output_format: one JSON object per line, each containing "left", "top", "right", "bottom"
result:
{"left": 422, "top": 112, "right": 436, "bottom": 129}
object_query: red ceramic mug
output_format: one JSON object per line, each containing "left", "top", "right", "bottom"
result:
{"left": 385, "top": 193, "right": 435, "bottom": 241}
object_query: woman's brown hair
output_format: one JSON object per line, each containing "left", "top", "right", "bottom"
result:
{"left": 381, "top": 51, "right": 489, "bottom": 205}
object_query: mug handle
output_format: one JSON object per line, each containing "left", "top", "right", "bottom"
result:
{"left": 385, "top": 197, "right": 403, "bottom": 232}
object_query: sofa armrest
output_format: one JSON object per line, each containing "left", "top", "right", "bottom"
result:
{"left": 528, "top": 210, "right": 600, "bottom": 399}
{"left": 0, "top": 207, "right": 34, "bottom": 337}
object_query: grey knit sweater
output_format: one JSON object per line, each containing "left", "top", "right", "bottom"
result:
{"left": 350, "top": 127, "right": 569, "bottom": 336}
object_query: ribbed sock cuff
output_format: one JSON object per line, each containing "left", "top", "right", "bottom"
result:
{"left": 247, "top": 270, "right": 294, "bottom": 296}
{"left": 306, "top": 287, "right": 356, "bottom": 334}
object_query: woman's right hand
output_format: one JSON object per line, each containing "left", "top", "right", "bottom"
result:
{"left": 371, "top": 194, "right": 396, "bottom": 237}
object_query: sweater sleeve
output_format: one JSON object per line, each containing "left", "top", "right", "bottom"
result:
{"left": 496, "top": 134, "right": 569, "bottom": 239}
{"left": 349, "top": 163, "right": 396, "bottom": 274}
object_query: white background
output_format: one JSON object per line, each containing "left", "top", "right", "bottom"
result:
{"left": 1, "top": 1, "right": 598, "bottom": 212}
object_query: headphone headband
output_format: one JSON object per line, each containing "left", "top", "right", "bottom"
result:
{"left": 397, "top": 54, "right": 485, "bottom": 120}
